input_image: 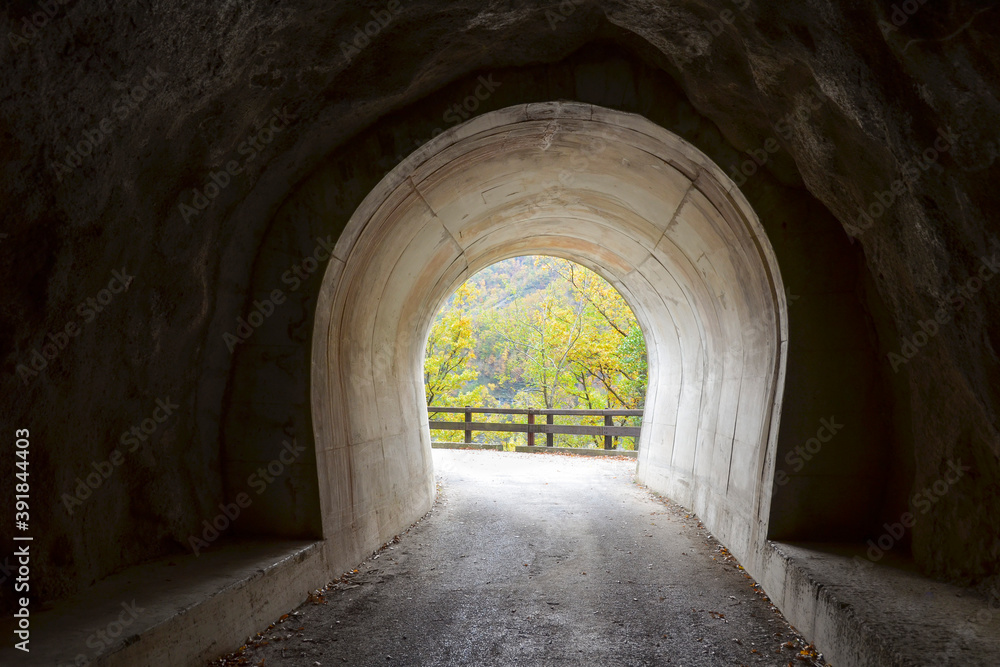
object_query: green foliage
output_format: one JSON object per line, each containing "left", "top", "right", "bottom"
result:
{"left": 424, "top": 282, "right": 480, "bottom": 406}
{"left": 425, "top": 256, "right": 648, "bottom": 449}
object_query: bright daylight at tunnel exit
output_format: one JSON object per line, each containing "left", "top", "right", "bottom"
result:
{"left": 424, "top": 256, "right": 647, "bottom": 453}
{"left": 3, "top": 3, "right": 999, "bottom": 667}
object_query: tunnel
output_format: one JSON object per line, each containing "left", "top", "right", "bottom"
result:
{"left": 309, "top": 103, "right": 788, "bottom": 576}
{"left": 2, "top": 2, "right": 999, "bottom": 665}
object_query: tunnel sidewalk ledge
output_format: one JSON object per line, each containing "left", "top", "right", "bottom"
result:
{"left": 0, "top": 539, "right": 326, "bottom": 667}
{"left": 759, "top": 540, "right": 1000, "bottom": 666}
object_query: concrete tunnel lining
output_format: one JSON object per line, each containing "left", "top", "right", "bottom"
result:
{"left": 311, "top": 101, "right": 788, "bottom": 569}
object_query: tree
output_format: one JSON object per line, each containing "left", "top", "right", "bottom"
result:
{"left": 484, "top": 290, "right": 588, "bottom": 410}
{"left": 424, "top": 282, "right": 480, "bottom": 405}
{"left": 537, "top": 258, "right": 648, "bottom": 446}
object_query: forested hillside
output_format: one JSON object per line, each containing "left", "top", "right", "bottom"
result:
{"left": 424, "top": 256, "right": 647, "bottom": 449}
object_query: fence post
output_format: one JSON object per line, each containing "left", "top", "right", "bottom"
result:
{"left": 527, "top": 408, "right": 535, "bottom": 447}
{"left": 546, "top": 413, "right": 554, "bottom": 447}
{"left": 464, "top": 406, "right": 472, "bottom": 444}
{"left": 604, "top": 414, "right": 613, "bottom": 450}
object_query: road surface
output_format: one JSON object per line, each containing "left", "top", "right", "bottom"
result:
{"left": 215, "top": 449, "right": 826, "bottom": 666}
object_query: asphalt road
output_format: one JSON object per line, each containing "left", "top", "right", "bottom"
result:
{"left": 215, "top": 449, "right": 827, "bottom": 666}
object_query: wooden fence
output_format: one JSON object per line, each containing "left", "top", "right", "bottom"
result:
{"left": 428, "top": 407, "right": 642, "bottom": 450}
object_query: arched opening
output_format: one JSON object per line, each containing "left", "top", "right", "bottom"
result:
{"left": 311, "top": 102, "right": 788, "bottom": 572}
{"left": 423, "top": 255, "right": 648, "bottom": 452}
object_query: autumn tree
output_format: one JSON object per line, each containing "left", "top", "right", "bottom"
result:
{"left": 484, "top": 289, "right": 588, "bottom": 410}
{"left": 424, "top": 282, "right": 480, "bottom": 405}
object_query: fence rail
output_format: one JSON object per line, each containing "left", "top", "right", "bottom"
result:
{"left": 428, "top": 407, "right": 642, "bottom": 450}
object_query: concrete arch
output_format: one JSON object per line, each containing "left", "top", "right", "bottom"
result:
{"left": 311, "top": 102, "right": 788, "bottom": 568}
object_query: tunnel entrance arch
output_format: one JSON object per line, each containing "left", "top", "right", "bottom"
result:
{"left": 311, "top": 102, "right": 787, "bottom": 568}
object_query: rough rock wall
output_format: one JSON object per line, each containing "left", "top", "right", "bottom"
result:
{"left": 0, "top": 0, "right": 997, "bottom": 605}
